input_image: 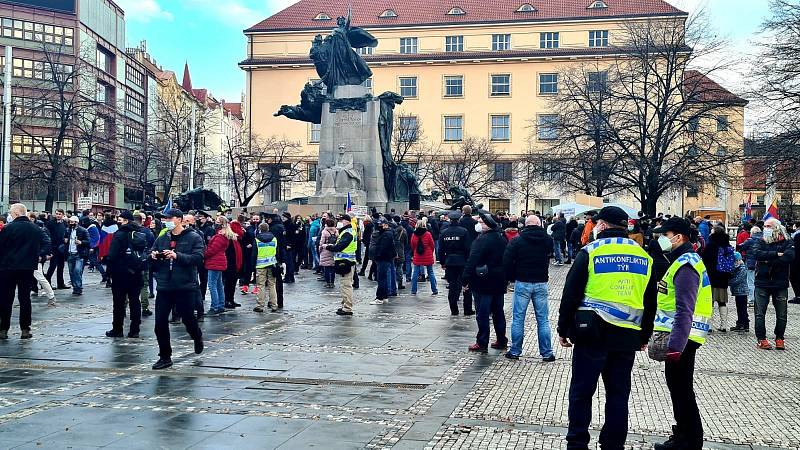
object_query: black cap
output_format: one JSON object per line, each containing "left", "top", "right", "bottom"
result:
{"left": 653, "top": 217, "right": 691, "bottom": 237}
{"left": 448, "top": 211, "right": 462, "bottom": 221}
{"left": 392, "top": 215, "right": 402, "bottom": 223}
{"left": 593, "top": 206, "right": 628, "bottom": 227}
{"left": 163, "top": 208, "right": 184, "bottom": 219}
{"left": 119, "top": 210, "right": 135, "bottom": 221}
{"left": 338, "top": 214, "right": 351, "bottom": 222}
{"left": 196, "top": 211, "right": 211, "bottom": 219}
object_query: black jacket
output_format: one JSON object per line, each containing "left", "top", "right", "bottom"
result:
{"left": 372, "top": 228, "right": 396, "bottom": 262}
{"left": 45, "top": 218, "right": 66, "bottom": 255}
{"left": 107, "top": 222, "right": 144, "bottom": 276}
{"left": 558, "top": 228, "right": 657, "bottom": 351}
{"left": 439, "top": 221, "right": 471, "bottom": 267}
{"left": 270, "top": 222, "right": 287, "bottom": 252}
{"left": 462, "top": 228, "right": 508, "bottom": 295}
{"left": 701, "top": 232, "right": 732, "bottom": 288}
{"left": 459, "top": 215, "right": 479, "bottom": 244}
{"left": 566, "top": 219, "right": 579, "bottom": 242}
{"left": 38, "top": 225, "right": 52, "bottom": 259}
{"left": 151, "top": 228, "right": 205, "bottom": 292}
{"left": 550, "top": 219, "right": 566, "bottom": 242}
{"left": 503, "top": 225, "right": 552, "bottom": 283}
{"left": 199, "top": 222, "right": 215, "bottom": 244}
{"left": 751, "top": 238, "right": 795, "bottom": 289}
{"left": 0, "top": 216, "right": 43, "bottom": 271}
{"left": 63, "top": 225, "right": 90, "bottom": 258}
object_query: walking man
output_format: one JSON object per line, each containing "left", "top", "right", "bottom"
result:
{"left": 0, "top": 204, "right": 42, "bottom": 340}
{"left": 64, "top": 216, "right": 89, "bottom": 296}
{"left": 503, "top": 215, "right": 555, "bottom": 361}
{"left": 558, "top": 206, "right": 656, "bottom": 450}
{"left": 105, "top": 211, "right": 147, "bottom": 338}
{"left": 45, "top": 209, "right": 67, "bottom": 289}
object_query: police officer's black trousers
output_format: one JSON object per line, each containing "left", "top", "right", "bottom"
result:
{"left": 567, "top": 344, "right": 635, "bottom": 450}
{"left": 444, "top": 266, "right": 472, "bottom": 314}
{"left": 665, "top": 340, "right": 703, "bottom": 448}
{"left": 111, "top": 274, "right": 142, "bottom": 335}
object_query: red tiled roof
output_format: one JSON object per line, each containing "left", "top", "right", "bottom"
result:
{"left": 182, "top": 62, "right": 193, "bottom": 92}
{"left": 246, "top": 0, "right": 685, "bottom": 32}
{"left": 683, "top": 70, "right": 747, "bottom": 106}
{"left": 192, "top": 88, "right": 208, "bottom": 103}
{"left": 224, "top": 102, "right": 243, "bottom": 120}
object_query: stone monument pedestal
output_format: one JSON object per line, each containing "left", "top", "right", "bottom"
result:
{"left": 308, "top": 85, "right": 388, "bottom": 212}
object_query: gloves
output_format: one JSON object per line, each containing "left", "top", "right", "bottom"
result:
{"left": 665, "top": 351, "right": 681, "bottom": 363}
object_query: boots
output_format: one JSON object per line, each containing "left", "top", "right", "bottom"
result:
{"left": 717, "top": 305, "right": 728, "bottom": 332}
{"left": 654, "top": 426, "right": 682, "bottom": 450}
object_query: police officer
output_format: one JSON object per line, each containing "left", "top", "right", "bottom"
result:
{"left": 438, "top": 211, "right": 474, "bottom": 315}
{"left": 323, "top": 214, "right": 357, "bottom": 316}
{"left": 651, "top": 217, "right": 711, "bottom": 450}
{"left": 266, "top": 214, "right": 286, "bottom": 308}
{"left": 557, "top": 206, "right": 657, "bottom": 450}
{"left": 252, "top": 222, "right": 281, "bottom": 313}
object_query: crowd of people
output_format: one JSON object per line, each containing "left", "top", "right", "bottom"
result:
{"left": 0, "top": 200, "right": 797, "bottom": 449}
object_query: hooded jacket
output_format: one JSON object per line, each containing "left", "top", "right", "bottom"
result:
{"left": 319, "top": 226, "right": 338, "bottom": 267}
{"left": 738, "top": 232, "right": 763, "bottom": 270}
{"left": 462, "top": 228, "right": 508, "bottom": 295}
{"left": 373, "top": 226, "right": 397, "bottom": 262}
{"left": 503, "top": 225, "right": 553, "bottom": 283}
{"left": 151, "top": 227, "right": 205, "bottom": 292}
{"left": 410, "top": 228, "right": 435, "bottom": 266}
{"left": 701, "top": 231, "right": 733, "bottom": 288}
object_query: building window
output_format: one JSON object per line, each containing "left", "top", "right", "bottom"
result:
{"left": 688, "top": 116, "right": 700, "bottom": 132}
{"left": 313, "top": 13, "right": 332, "bottom": 20}
{"left": 490, "top": 74, "right": 511, "bottom": 97}
{"left": 400, "top": 37, "right": 418, "bottom": 54}
{"left": 492, "top": 162, "right": 513, "bottom": 181}
{"left": 686, "top": 185, "right": 698, "bottom": 197}
{"left": 716, "top": 115, "right": 729, "bottom": 131}
{"left": 399, "top": 76, "right": 417, "bottom": 98}
{"left": 589, "top": 30, "right": 609, "bottom": 47}
{"left": 447, "top": 7, "right": 466, "bottom": 15}
{"left": 12, "top": 135, "right": 73, "bottom": 154}
{"left": 516, "top": 3, "right": 536, "bottom": 12}
{"left": 492, "top": 34, "right": 511, "bottom": 51}
{"left": 540, "top": 32, "right": 559, "bottom": 49}
{"left": 125, "top": 95, "right": 144, "bottom": 116}
{"left": 445, "top": 35, "right": 464, "bottom": 52}
{"left": 538, "top": 114, "right": 559, "bottom": 140}
{"left": 96, "top": 46, "right": 113, "bottom": 74}
{"left": 490, "top": 114, "right": 510, "bottom": 141}
{"left": 309, "top": 123, "right": 321, "bottom": 143}
{"left": 10, "top": 57, "right": 72, "bottom": 82}
{"left": 488, "top": 199, "right": 511, "bottom": 214}
{"left": 380, "top": 9, "right": 397, "bottom": 18}
{"left": 12, "top": 97, "right": 56, "bottom": 119}
{"left": 356, "top": 46, "right": 373, "bottom": 55}
{"left": 125, "top": 125, "right": 143, "bottom": 146}
{"left": 588, "top": 0, "right": 608, "bottom": 9}
{"left": 399, "top": 116, "right": 419, "bottom": 142}
{"left": 444, "top": 116, "right": 463, "bottom": 142}
{"left": 444, "top": 75, "right": 464, "bottom": 97}
{"left": 0, "top": 17, "right": 73, "bottom": 46}
{"left": 539, "top": 73, "right": 558, "bottom": 94}
{"left": 96, "top": 81, "right": 107, "bottom": 103}
{"left": 307, "top": 163, "right": 317, "bottom": 181}
{"left": 588, "top": 71, "right": 608, "bottom": 93}
{"left": 126, "top": 65, "right": 144, "bottom": 88}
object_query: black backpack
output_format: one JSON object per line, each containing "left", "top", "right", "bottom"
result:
{"left": 124, "top": 230, "right": 148, "bottom": 273}
{"left": 416, "top": 234, "right": 425, "bottom": 255}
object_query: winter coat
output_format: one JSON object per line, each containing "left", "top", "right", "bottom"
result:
{"left": 151, "top": 228, "right": 205, "bottom": 292}
{"left": 392, "top": 223, "right": 407, "bottom": 261}
{"left": 309, "top": 219, "right": 321, "bottom": 244}
{"left": 698, "top": 220, "right": 711, "bottom": 243}
{"left": 628, "top": 232, "right": 645, "bottom": 248}
{"left": 0, "top": 216, "right": 43, "bottom": 271}
{"left": 106, "top": 223, "right": 146, "bottom": 276}
{"left": 410, "top": 228, "right": 436, "bottom": 266}
{"left": 569, "top": 227, "right": 583, "bottom": 247}
{"left": 38, "top": 225, "right": 52, "bottom": 259}
{"left": 751, "top": 238, "right": 795, "bottom": 289}
{"left": 503, "top": 225, "right": 552, "bottom": 283}
{"left": 319, "top": 226, "right": 338, "bottom": 267}
{"left": 63, "top": 225, "right": 90, "bottom": 259}
{"left": 550, "top": 219, "right": 566, "bottom": 242}
{"left": 439, "top": 222, "right": 471, "bottom": 267}
{"left": 373, "top": 228, "right": 397, "bottom": 262}
{"left": 580, "top": 220, "right": 595, "bottom": 246}
{"left": 729, "top": 263, "right": 748, "bottom": 296}
{"left": 45, "top": 219, "right": 66, "bottom": 255}
{"left": 738, "top": 232, "right": 762, "bottom": 270}
{"left": 459, "top": 215, "right": 479, "bottom": 244}
{"left": 462, "top": 228, "right": 508, "bottom": 295}
{"left": 223, "top": 236, "right": 243, "bottom": 275}
{"left": 251, "top": 229, "right": 282, "bottom": 268}
{"left": 566, "top": 219, "right": 578, "bottom": 242}
{"left": 87, "top": 223, "right": 100, "bottom": 248}
{"left": 204, "top": 233, "right": 229, "bottom": 271}
{"left": 701, "top": 232, "right": 732, "bottom": 288}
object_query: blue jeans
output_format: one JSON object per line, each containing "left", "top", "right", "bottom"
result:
{"left": 553, "top": 240, "right": 563, "bottom": 263}
{"left": 411, "top": 265, "right": 438, "bottom": 294}
{"left": 309, "top": 238, "right": 320, "bottom": 269}
{"left": 404, "top": 250, "right": 412, "bottom": 282}
{"left": 208, "top": 270, "right": 225, "bottom": 311}
{"left": 746, "top": 268, "right": 755, "bottom": 299}
{"left": 376, "top": 260, "right": 392, "bottom": 300}
{"left": 88, "top": 249, "right": 106, "bottom": 278}
{"left": 66, "top": 254, "right": 84, "bottom": 294}
{"left": 389, "top": 260, "right": 398, "bottom": 296}
{"left": 567, "top": 242, "right": 575, "bottom": 261}
{"left": 509, "top": 281, "right": 553, "bottom": 358}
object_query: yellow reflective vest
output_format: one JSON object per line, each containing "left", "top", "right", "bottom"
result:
{"left": 334, "top": 227, "right": 357, "bottom": 262}
{"left": 654, "top": 252, "right": 713, "bottom": 344}
{"left": 255, "top": 237, "right": 278, "bottom": 268}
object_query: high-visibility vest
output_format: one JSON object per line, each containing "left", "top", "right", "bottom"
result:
{"left": 255, "top": 237, "right": 278, "bottom": 268}
{"left": 654, "top": 252, "right": 713, "bottom": 344}
{"left": 581, "top": 237, "right": 653, "bottom": 331}
{"left": 334, "top": 227, "right": 357, "bottom": 262}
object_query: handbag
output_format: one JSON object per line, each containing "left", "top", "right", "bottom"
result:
{"left": 648, "top": 331, "right": 670, "bottom": 362}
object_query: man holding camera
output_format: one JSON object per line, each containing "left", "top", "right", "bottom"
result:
{"left": 150, "top": 208, "right": 204, "bottom": 370}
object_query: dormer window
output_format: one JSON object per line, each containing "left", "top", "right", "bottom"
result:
{"left": 379, "top": 9, "right": 397, "bottom": 18}
{"left": 588, "top": 0, "right": 608, "bottom": 9}
{"left": 516, "top": 3, "right": 536, "bottom": 12}
{"left": 447, "top": 7, "right": 465, "bottom": 15}
{"left": 313, "top": 13, "right": 332, "bottom": 20}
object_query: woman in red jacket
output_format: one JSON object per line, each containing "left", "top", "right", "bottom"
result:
{"left": 204, "top": 217, "right": 229, "bottom": 315}
{"left": 217, "top": 217, "right": 242, "bottom": 311}
{"left": 410, "top": 217, "right": 438, "bottom": 295}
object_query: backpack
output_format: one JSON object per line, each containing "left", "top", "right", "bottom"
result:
{"left": 416, "top": 234, "right": 425, "bottom": 255}
{"left": 124, "top": 230, "right": 148, "bottom": 273}
{"left": 716, "top": 246, "right": 735, "bottom": 273}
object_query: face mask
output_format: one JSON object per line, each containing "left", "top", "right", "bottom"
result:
{"left": 658, "top": 235, "right": 672, "bottom": 252}
{"left": 763, "top": 228, "right": 774, "bottom": 240}
{"left": 164, "top": 221, "right": 176, "bottom": 231}
{"left": 6, "top": 214, "right": 12, "bottom": 222}
{"left": 628, "top": 225, "right": 634, "bottom": 232}
{"left": 474, "top": 223, "right": 483, "bottom": 233}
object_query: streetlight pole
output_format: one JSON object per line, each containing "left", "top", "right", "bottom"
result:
{"left": 188, "top": 101, "right": 196, "bottom": 190}
{"left": 0, "top": 45, "right": 13, "bottom": 214}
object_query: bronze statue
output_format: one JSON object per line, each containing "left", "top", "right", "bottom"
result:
{"left": 310, "top": 11, "right": 376, "bottom": 95}
{"left": 274, "top": 80, "right": 325, "bottom": 124}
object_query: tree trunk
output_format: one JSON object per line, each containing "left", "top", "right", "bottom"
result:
{"left": 45, "top": 182, "right": 56, "bottom": 213}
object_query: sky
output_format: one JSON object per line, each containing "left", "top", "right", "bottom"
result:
{"left": 115, "top": 0, "right": 773, "bottom": 105}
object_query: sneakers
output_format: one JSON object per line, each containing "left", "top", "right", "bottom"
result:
{"left": 730, "top": 324, "right": 749, "bottom": 332}
{"left": 152, "top": 358, "right": 173, "bottom": 370}
{"left": 490, "top": 340, "right": 508, "bottom": 350}
{"left": 252, "top": 287, "right": 260, "bottom": 295}
{"left": 105, "top": 330, "right": 124, "bottom": 338}
{"left": 335, "top": 308, "right": 353, "bottom": 316}
{"left": 431, "top": 291, "right": 438, "bottom": 296}
{"left": 542, "top": 355, "right": 556, "bottom": 362}
{"left": 504, "top": 352, "right": 519, "bottom": 360}
{"left": 468, "top": 343, "right": 488, "bottom": 353}
{"left": 240, "top": 285, "right": 249, "bottom": 295}
{"left": 370, "top": 299, "right": 384, "bottom": 305}
{"left": 757, "top": 339, "right": 773, "bottom": 350}
{"left": 253, "top": 306, "right": 264, "bottom": 313}
{"left": 775, "top": 339, "right": 785, "bottom": 350}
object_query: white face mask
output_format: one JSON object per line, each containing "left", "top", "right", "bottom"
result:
{"left": 657, "top": 235, "right": 672, "bottom": 252}
{"left": 475, "top": 223, "right": 483, "bottom": 233}
{"left": 164, "top": 220, "right": 176, "bottom": 231}
{"left": 6, "top": 213, "right": 12, "bottom": 222}
{"left": 762, "top": 228, "right": 774, "bottom": 242}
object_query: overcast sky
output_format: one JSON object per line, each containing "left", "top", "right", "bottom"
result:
{"left": 115, "top": 0, "right": 771, "bottom": 109}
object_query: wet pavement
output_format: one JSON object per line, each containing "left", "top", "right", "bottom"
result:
{"left": 0, "top": 267, "right": 798, "bottom": 449}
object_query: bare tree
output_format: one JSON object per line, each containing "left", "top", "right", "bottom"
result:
{"left": 225, "top": 132, "right": 302, "bottom": 207}
{"left": 419, "top": 137, "right": 509, "bottom": 202}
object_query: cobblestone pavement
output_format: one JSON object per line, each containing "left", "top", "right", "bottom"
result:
{"left": 0, "top": 266, "right": 797, "bottom": 449}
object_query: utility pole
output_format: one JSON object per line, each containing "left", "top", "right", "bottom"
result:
{"left": 188, "top": 101, "right": 196, "bottom": 190}
{"left": 0, "top": 45, "right": 12, "bottom": 214}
